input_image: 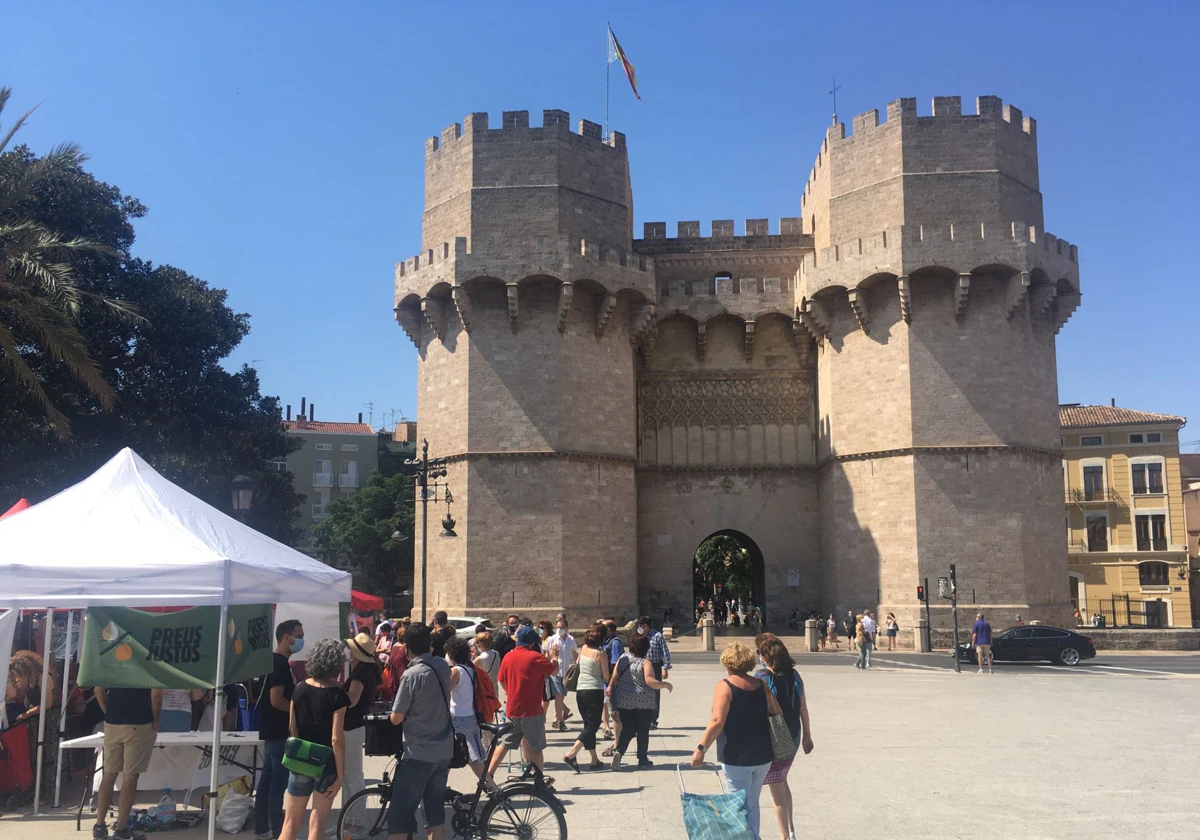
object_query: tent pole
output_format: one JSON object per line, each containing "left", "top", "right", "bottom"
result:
{"left": 208, "top": 600, "right": 229, "bottom": 840}
{"left": 33, "top": 608, "right": 53, "bottom": 814}
{"left": 54, "top": 608, "right": 75, "bottom": 808}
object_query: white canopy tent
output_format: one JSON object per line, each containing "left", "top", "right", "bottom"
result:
{"left": 0, "top": 448, "right": 352, "bottom": 838}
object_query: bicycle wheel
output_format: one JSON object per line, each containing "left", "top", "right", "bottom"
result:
{"left": 336, "top": 786, "right": 391, "bottom": 840}
{"left": 478, "top": 784, "right": 567, "bottom": 839}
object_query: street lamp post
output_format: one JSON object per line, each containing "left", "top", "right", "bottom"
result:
{"left": 403, "top": 439, "right": 453, "bottom": 624}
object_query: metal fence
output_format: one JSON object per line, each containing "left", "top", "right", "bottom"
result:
{"left": 1093, "top": 595, "right": 1167, "bottom": 629}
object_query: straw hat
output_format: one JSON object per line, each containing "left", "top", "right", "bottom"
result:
{"left": 346, "top": 632, "right": 378, "bottom": 664}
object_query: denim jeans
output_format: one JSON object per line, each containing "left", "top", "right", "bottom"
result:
{"left": 254, "top": 739, "right": 287, "bottom": 837}
{"left": 857, "top": 640, "right": 873, "bottom": 669}
{"left": 387, "top": 756, "right": 450, "bottom": 836}
{"left": 722, "top": 761, "right": 772, "bottom": 839}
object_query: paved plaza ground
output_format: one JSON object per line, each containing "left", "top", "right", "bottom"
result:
{"left": 4, "top": 647, "right": 1197, "bottom": 839}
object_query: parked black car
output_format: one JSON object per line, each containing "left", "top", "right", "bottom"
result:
{"left": 955, "top": 625, "right": 1096, "bottom": 666}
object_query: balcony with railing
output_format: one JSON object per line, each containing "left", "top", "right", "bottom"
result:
{"left": 338, "top": 474, "right": 359, "bottom": 489}
{"left": 1067, "top": 487, "right": 1120, "bottom": 505}
{"left": 313, "top": 472, "right": 334, "bottom": 487}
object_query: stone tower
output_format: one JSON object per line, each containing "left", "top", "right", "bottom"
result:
{"left": 394, "top": 96, "right": 1081, "bottom": 630}
{"left": 798, "top": 96, "right": 1080, "bottom": 628}
{"left": 393, "top": 111, "right": 652, "bottom": 618}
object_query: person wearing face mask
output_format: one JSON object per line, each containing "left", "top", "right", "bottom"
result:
{"left": 636, "top": 617, "right": 670, "bottom": 730}
{"left": 546, "top": 620, "right": 577, "bottom": 731}
{"left": 254, "top": 619, "right": 303, "bottom": 840}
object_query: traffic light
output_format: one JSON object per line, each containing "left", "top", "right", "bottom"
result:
{"left": 916, "top": 585, "right": 925, "bottom": 602}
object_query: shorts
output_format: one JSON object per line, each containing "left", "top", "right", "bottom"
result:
{"left": 500, "top": 714, "right": 547, "bottom": 752}
{"left": 886, "top": 629, "right": 897, "bottom": 637}
{"left": 546, "top": 675, "right": 564, "bottom": 698}
{"left": 286, "top": 760, "right": 338, "bottom": 797}
{"left": 102, "top": 723, "right": 156, "bottom": 775}
{"left": 976, "top": 644, "right": 992, "bottom": 663}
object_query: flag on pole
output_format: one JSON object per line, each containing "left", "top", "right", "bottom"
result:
{"left": 607, "top": 25, "right": 640, "bottom": 99}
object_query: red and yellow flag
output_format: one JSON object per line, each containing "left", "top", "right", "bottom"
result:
{"left": 607, "top": 25, "right": 640, "bottom": 100}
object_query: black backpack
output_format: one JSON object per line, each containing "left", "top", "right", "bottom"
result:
{"left": 769, "top": 668, "right": 803, "bottom": 740}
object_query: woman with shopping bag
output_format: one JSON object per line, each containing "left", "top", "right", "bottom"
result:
{"left": 689, "top": 643, "right": 776, "bottom": 839}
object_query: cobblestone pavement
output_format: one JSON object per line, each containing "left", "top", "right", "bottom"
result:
{"left": 5, "top": 650, "right": 1198, "bottom": 839}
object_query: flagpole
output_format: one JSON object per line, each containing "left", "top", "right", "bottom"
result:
{"left": 606, "top": 61, "right": 611, "bottom": 140}
{"left": 605, "top": 24, "right": 611, "bottom": 139}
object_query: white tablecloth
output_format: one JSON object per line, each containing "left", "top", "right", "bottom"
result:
{"left": 61, "top": 730, "right": 262, "bottom": 806}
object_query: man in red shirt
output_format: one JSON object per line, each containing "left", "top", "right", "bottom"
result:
{"left": 488, "top": 625, "right": 556, "bottom": 781}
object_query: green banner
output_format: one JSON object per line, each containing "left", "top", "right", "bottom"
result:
{"left": 78, "top": 604, "right": 275, "bottom": 689}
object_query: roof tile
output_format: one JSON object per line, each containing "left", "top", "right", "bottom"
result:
{"left": 1059, "top": 405, "right": 1185, "bottom": 430}
{"left": 283, "top": 420, "right": 376, "bottom": 435}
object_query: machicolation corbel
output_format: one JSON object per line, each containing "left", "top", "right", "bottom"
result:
{"left": 800, "top": 299, "right": 831, "bottom": 339}
{"left": 505, "top": 283, "right": 519, "bottom": 332}
{"left": 595, "top": 294, "right": 617, "bottom": 338}
{"left": 955, "top": 274, "right": 970, "bottom": 319}
{"left": 557, "top": 283, "right": 574, "bottom": 333}
{"left": 452, "top": 286, "right": 473, "bottom": 333}
{"left": 847, "top": 289, "right": 869, "bottom": 333}
{"left": 898, "top": 277, "right": 912, "bottom": 324}
{"left": 421, "top": 297, "right": 446, "bottom": 342}
{"left": 1006, "top": 272, "right": 1030, "bottom": 320}
{"left": 744, "top": 321, "right": 755, "bottom": 361}
{"left": 696, "top": 323, "right": 706, "bottom": 361}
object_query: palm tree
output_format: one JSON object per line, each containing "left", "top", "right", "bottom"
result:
{"left": 0, "top": 86, "right": 139, "bottom": 433}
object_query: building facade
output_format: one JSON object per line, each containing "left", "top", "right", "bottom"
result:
{"left": 280, "top": 399, "right": 378, "bottom": 557}
{"left": 1179, "top": 453, "right": 1200, "bottom": 623}
{"left": 1061, "top": 404, "right": 1192, "bottom": 627}
{"left": 392, "top": 96, "right": 1082, "bottom": 627}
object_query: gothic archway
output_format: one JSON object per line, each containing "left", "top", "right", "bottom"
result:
{"left": 692, "top": 529, "right": 767, "bottom": 621}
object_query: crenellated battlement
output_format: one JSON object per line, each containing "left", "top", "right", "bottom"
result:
{"left": 394, "top": 234, "right": 653, "bottom": 308}
{"left": 635, "top": 218, "right": 808, "bottom": 255}
{"left": 425, "top": 109, "right": 626, "bottom": 156}
{"left": 801, "top": 95, "right": 1040, "bottom": 221}
{"left": 799, "top": 220, "right": 1079, "bottom": 297}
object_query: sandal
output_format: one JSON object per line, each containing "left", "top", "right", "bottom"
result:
{"left": 589, "top": 760, "right": 603, "bottom": 771}
{"left": 601, "top": 746, "right": 615, "bottom": 757}
{"left": 600, "top": 728, "right": 613, "bottom": 740}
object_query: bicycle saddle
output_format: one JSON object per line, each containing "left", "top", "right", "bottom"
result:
{"left": 479, "top": 720, "right": 514, "bottom": 737}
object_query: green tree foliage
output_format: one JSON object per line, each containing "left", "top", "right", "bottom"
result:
{"left": 0, "top": 90, "right": 303, "bottom": 542}
{"left": 0, "top": 87, "right": 139, "bottom": 432}
{"left": 694, "top": 535, "right": 753, "bottom": 600}
{"left": 312, "top": 470, "right": 415, "bottom": 597}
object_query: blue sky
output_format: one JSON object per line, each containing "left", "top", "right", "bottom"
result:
{"left": 4, "top": 2, "right": 1198, "bottom": 446}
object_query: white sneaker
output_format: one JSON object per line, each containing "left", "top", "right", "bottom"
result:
{"left": 977, "top": 669, "right": 983, "bottom": 674}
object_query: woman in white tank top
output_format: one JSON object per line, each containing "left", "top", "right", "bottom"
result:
{"left": 447, "top": 638, "right": 486, "bottom": 779}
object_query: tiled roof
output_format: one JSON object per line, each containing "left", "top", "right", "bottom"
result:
{"left": 284, "top": 420, "right": 376, "bottom": 435}
{"left": 1059, "top": 405, "right": 1186, "bottom": 430}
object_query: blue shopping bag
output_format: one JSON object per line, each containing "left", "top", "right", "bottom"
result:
{"left": 677, "top": 764, "right": 755, "bottom": 840}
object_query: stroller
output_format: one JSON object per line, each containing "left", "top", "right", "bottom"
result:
{"left": 0, "top": 718, "right": 36, "bottom": 812}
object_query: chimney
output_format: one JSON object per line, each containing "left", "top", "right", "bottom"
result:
{"left": 1111, "top": 397, "right": 1116, "bottom": 407}
{"left": 286, "top": 404, "right": 292, "bottom": 421}
{"left": 309, "top": 403, "right": 315, "bottom": 422}
{"left": 358, "top": 412, "right": 363, "bottom": 424}
{"left": 300, "top": 397, "right": 306, "bottom": 417}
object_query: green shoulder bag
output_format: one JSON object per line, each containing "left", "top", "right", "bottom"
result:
{"left": 281, "top": 736, "right": 332, "bottom": 779}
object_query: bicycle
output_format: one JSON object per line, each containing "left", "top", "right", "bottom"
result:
{"left": 337, "top": 719, "right": 567, "bottom": 839}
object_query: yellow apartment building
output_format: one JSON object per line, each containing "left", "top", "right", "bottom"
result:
{"left": 1061, "top": 404, "right": 1192, "bottom": 628}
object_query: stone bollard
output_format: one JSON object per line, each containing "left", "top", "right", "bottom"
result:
{"left": 915, "top": 617, "right": 930, "bottom": 653}
{"left": 805, "top": 619, "right": 819, "bottom": 652}
{"left": 702, "top": 617, "right": 715, "bottom": 651}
